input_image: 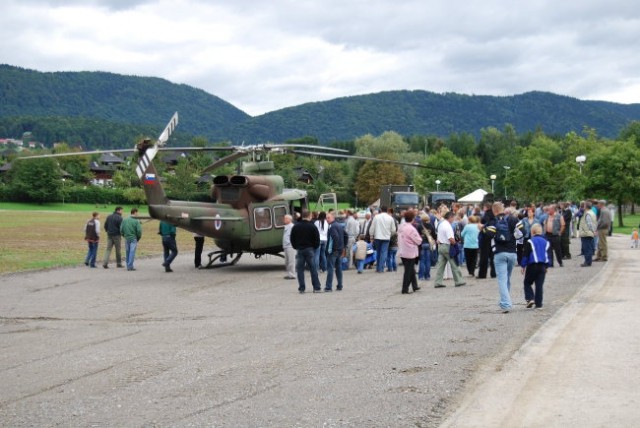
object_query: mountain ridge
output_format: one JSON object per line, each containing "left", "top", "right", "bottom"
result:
{"left": 1, "top": 64, "right": 639, "bottom": 146}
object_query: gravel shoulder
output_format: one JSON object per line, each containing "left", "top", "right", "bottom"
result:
{"left": 0, "top": 237, "right": 604, "bottom": 427}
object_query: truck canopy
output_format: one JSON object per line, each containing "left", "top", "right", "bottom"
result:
{"left": 428, "top": 191, "right": 456, "bottom": 208}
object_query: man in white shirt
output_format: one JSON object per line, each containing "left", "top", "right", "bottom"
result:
{"left": 433, "top": 211, "right": 466, "bottom": 287}
{"left": 344, "top": 210, "right": 360, "bottom": 269}
{"left": 369, "top": 206, "right": 397, "bottom": 273}
{"left": 282, "top": 214, "right": 296, "bottom": 279}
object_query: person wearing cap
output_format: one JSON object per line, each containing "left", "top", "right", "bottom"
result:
{"left": 594, "top": 200, "right": 612, "bottom": 261}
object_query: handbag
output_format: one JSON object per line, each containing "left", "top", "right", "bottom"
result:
{"left": 449, "top": 243, "right": 459, "bottom": 258}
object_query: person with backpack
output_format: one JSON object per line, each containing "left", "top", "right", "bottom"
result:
{"left": 483, "top": 202, "right": 523, "bottom": 313}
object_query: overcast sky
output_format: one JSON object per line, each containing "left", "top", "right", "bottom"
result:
{"left": 1, "top": 0, "right": 639, "bottom": 116}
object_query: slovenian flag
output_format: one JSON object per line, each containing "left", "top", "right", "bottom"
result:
{"left": 144, "top": 173, "right": 156, "bottom": 185}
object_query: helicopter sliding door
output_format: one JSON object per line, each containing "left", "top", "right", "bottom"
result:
{"left": 248, "top": 202, "right": 289, "bottom": 252}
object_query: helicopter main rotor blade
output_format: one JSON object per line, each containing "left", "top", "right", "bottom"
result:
{"left": 202, "top": 151, "right": 249, "bottom": 173}
{"left": 15, "top": 149, "right": 137, "bottom": 159}
{"left": 265, "top": 144, "right": 348, "bottom": 153}
{"left": 290, "top": 149, "right": 464, "bottom": 174}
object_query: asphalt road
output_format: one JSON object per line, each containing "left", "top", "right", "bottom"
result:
{"left": 0, "top": 238, "right": 605, "bottom": 427}
{"left": 441, "top": 234, "right": 640, "bottom": 427}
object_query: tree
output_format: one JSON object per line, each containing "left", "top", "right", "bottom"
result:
{"left": 9, "top": 158, "right": 62, "bottom": 203}
{"left": 355, "top": 161, "right": 406, "bottom": 205}
{"left": 414, "top": 148, "right": 465, "bottom": 195}
{"left": 165, "top": 158, "right": 198, "bottom": 200}
{"left": 353, "top": 132, "right": 411, "bottom": 205}
{"left": 446, "top": 132, "right": 477, "bottom": 159}
{"left": 587, "top": 140, "right": 640, "bottom": 227}
{"left": 355, "top": 131, "right": 409, "bottom": 159}
{"left": 619, "top": 121, "right": 640, "bottom": 147}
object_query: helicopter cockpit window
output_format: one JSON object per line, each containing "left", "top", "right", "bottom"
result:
{"left": 273, "top": 206, "right": 287, "bottom": 228}
{"left": 254, "top": 207, "right": 272, "bottom": 230}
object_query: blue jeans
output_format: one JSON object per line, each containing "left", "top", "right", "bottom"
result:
{"left": 494, "top": 251, "right": 517, "bottom": 310}
{"left": 457, "top": 243, "right": 465, "bottom": 265}
{"left": 581, "top": 237, "right": 594, "bottom": 265}
{"left": 296, "top": 247, "right": 321, "bottom": 291}
{"left": 387, "top": 247, "right": 398, "bottom": 271}
{"left": 162, "top": 235, "right": 178, "bottom": 267}
{"left": 355, "top": 259, "right": 365, "bottom": 273}
{"left": 85, "top": 241, "right": 98, "bottom": 267}
{"left": 125, "top": 239, "right": 138, "bottom": 270}
{"left": 325, "top": 251, "right": 343, "bottom": 290}
{"left": 315, "top": 241, "right": 327, "bottom": 272}
{"left": 375, "top": 239, "right": 390, "bottom": 272}
{"left": 418, "top": 244, "right": 431, "bottom": 279}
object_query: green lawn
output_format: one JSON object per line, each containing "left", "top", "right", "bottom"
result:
{"left": 613, "top": 213, "right": 640, "bottom": 236}
{"left": 0, "top": 202, "right": 148, "bottom": 214}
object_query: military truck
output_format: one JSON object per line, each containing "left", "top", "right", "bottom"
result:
{"left": 427, "top": 191, "right": 456, "bottom": 209}
{"left": 379, "top": 185, "right": 422, "bottom": 217}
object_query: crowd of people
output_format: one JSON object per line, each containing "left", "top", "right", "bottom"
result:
{"left": 287, "top": 197, "right": 620, "bottom": 313}
{"left": 83, "top": 197, "right": 622, "bottom": 312}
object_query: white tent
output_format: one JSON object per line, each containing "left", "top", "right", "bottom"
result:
{"left": 458, "top": 188, "right": 488, "bottom": 204}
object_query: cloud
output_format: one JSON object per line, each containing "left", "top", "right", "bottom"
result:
{"left": 0, "top": 0, "right": 639, "bottom": 115}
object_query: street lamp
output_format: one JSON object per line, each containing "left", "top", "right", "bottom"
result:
{"left": 503, "top": 166, "right": 511, "bottom": 199}
{"left": 435, "top": 179, "right": 441, "bottom": 191}
{"left": 576, "top": 155, "right": 586, "bottom": 174}
{"left": 355, "top": 191, "right": 358, "bottom": 210}
{"left": 490, "top": 174, "right": 496, "bottom": 194}
{"left": 62, "top": 178, "right": 66, "bottom": 204}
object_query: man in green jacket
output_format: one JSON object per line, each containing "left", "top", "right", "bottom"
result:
{"left": 159, "top": 221, "right": 178, "bottom": 272}
{"left": 120, "top": 208, "right": 142, "bottom": 271}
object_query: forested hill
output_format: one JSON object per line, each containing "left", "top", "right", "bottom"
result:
{"left": 223, "top": 90, "right": 640, "bottom": 143}
{"left": 2, "top": 64, "right": 640, "bottom": 147}
{"left": 0, "top": 64, "right": 250, "bottom": 138}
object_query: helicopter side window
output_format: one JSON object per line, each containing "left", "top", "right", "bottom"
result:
{"left": 254, "top": 207, "right": 272, "bottom": 231}
{"left": 273, "top": 206, "right": 287, "bottom": 228}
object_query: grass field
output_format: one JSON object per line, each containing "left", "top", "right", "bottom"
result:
{"left": 1, "top": 203, "right": 637, "bottom": 274}
{"left": 0, "top": 205, "right": 196, "bottom": 274}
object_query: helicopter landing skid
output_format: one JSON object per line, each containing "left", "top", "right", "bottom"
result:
{"left": 202, "top": 251, "right": 242, "bottom": 269}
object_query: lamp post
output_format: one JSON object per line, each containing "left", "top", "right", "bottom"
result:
{"left": 355, "top": 191, "right": 358, "bottom": 210}
{"left": 503, "top": 166, "right": 511, "bottom": 199}
{"left": 435, "top": 179, "right": 441, "bottom": 191}
{"left": 576, "top": 155, "right": 586, "bottom": 174}
{"left": 490, "top": 174, "right": 496, "bottom": 194}
{"left": 62, "top": 178, "right": 66, "bottom": 204}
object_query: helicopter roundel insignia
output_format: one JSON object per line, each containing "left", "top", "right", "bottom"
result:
{"left": 214, "top": 214, "right": 222, "bottom": 230}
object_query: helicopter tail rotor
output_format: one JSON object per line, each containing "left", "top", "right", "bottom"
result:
{"left": 135, "top": 112, "right": 178, "bottom": 179}
{"left": 136, "top": 112, "right": 178, "bottom": 207}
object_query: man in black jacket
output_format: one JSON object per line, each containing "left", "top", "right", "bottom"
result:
{"left": 102, "top": 206, "right": 124, "bottom": 268}
{"left": 477, "top": 203, "right": 496, "bottom": 279}
{"left": 290, "top": 209, "right": 322, "bottom": 293}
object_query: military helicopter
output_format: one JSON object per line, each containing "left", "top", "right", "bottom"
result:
{"left": 136, "top": 121, "right": 347, "bottom": 267}
{"left": 22, "top": 113, "right": 467, "bottom": 268}
{"left": 21, "top": 113, "right": 351, "bottom": 268}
